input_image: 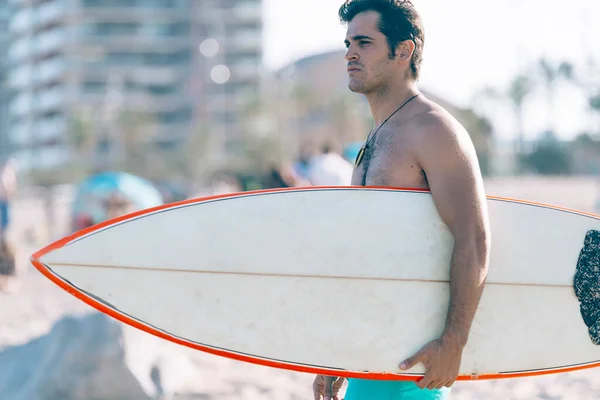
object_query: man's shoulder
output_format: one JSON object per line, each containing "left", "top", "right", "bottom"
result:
{"left": 386, "top": 97, "right": 465, "bottom": 141}
{"left": 414, "top": 99, "right": 465, "bottom": 131}
{"left": 406, "top": 102, "right": 478, "bottom": 165}
{"left": 411, "top": 103, "right": 472, "bottom": 146}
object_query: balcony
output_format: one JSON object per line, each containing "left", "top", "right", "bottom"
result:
{"left": 9, "top": 121, "right": 33, "bottom": 147}
{"left": 82, "top": 35, "right": 189, "bottom": 51}
{"left": 8, "top": 65, "right": 33, "bottom": 89}
{"left": 227, "top": 31, "right": 262, "bottom": 52}
{"left": 81, "top": 6, "right": 184, "bottom": 21}
{"left": 77, "top": 91, "right": 188, "bottom": 114}
{"left": 34, "top": 58, "right": 66, "bottom": 85}
{"left": 9, "top": 1, "right": 66, "bottom": 35}
{"left": 8, "top": 28, "right": 68, "bottom": 63}
{"left": 8, "top": 37, "right": 31, "bottom": 63}
{"left": 230, "top": 58, "right": 260, "bottom": 78}
{"left": 38, "top": 1, "right": 65, "bottom": 28}
{"left": 35, "top": 28, "right": 67, "bottom": 58}
{"left": 9, "top": 8, "right": 32, "bottom": 35}
{"left": 12, "top": 145, "right": 71, "bottom": 171}
{"left": 36, "top": 86, "right": 65, "bottom": 113}
{"left": 9, "top": 92, "right": 34, "bottom": 117}
{"left": 36, "top": 115, "right": 68, "bottom": 142}
{"left": 229, "top": 2, "right": 262, "bottom": 23}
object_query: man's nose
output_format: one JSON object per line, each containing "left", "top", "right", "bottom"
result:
{"left": 345, "top": 47, "right": 358, "bottom": 61}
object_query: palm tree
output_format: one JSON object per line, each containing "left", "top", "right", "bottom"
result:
{"left": 507, "top": 74, "right": 535, "bottom": 160}
{"left": 590, "top": 93, "right": 600, "bottom": 136}
{"left": 537, "top": 58, "right": 575, "bottom": 133}
{"left": 67, "top": 108, "right": 98, "bottom": 174}
{"left": 470, "top": 85, "right": 502, "bottom": 128}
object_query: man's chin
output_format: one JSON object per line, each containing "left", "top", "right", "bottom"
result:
{"left": 348, "top": 84, "right": 364, "bottom": 94}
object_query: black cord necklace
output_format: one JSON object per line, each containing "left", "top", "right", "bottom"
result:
{"left": 354, "top": 93, "right": 421, "bottom": 168}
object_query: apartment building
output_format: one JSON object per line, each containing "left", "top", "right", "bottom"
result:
{"left": 6, "top": 0, "right": 263, "bottom": 170}
{"left": 0, "top": 3, "right": 13, "bottom": 162}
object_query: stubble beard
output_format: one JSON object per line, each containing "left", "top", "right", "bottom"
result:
{"left": 348, "top": 63, "right": 390, "bottom": 95}
{"left": 348, "top": 75, "right": 373, "bottom": 95}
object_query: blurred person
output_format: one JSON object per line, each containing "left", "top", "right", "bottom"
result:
{"left": 73, "top": 213, "right": 96, "bottom": 232}
{"left": 265, "top": 164, "right": 310, "bottom": 189}
{"left": 313, "top": 1, "right": 490, "bottom": 399}
{"left": 306, "top": 143, "right": 354, "bottom": 186}
{"left": 104, "top": 192, "right": 136, "bottom": 221}
{"left": 294, "top": 143, "right": 317, "bottom": 181}
{"left": 0, "top": 232, "right": 16, "bottom": 278}
{"left": 294, "top": 156, "right": 311, "bottom": 181}
{"left": 0, "top": 158, "right": 17, "bottom": 235}
{"left": 212, "top": 174, "right": 243, "bottom": 195}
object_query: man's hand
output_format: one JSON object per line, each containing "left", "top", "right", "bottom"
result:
{"left": 399, "top": 335, "right": 464, "bottom": 390}
{"left": 313, "top": 375, "right": 345, "bottom": 400}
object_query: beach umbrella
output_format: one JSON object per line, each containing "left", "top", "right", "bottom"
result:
{"left": 71, "top": 172, "right": 164, "bottom": 231}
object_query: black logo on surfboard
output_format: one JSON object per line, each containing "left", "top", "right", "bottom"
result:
{"left": 574, "top": 230, "right": 600, "bottom": 345}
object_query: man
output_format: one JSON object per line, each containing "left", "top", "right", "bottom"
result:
{"left": 313, "top": 1, "right": 491, "bottom": 399}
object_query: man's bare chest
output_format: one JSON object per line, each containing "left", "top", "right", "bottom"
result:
{"left": 351, "top": 140, "right": 428, "bottom": 188}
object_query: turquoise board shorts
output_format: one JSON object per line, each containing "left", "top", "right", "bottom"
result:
{"left": 344, "top": 379, "right": 451, "bottom": 400}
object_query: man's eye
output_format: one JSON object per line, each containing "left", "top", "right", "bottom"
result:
{"left": 360, "top": 41, "right": 370, "bottom": 46}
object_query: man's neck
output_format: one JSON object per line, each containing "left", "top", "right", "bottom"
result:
{"left": 366, "top": 81, "right": 420, "bottom": 127}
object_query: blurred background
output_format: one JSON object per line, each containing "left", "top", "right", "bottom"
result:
{"left": 0, "top": 0, "right": 599, "bottom": 399}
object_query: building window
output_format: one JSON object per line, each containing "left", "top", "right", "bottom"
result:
{"left": 83, "top": 0, "right": 137, "bottom": 7}
{"left": 86, "top": 22, "right": 138, "bottom": 36}
{"left": 159, "top": 108, "right": 192, "bottom": 124}
{"left": 146, "top": 85, "right": 178, "bottom": 96}
{"left": 82, "top": 0, "right": 178, "bottom": 7}
{"left": 83, "top": 81, "right": 105, "bottom": 93}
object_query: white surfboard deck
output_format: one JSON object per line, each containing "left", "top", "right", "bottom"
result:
{"left": 31, "top": 187, "right": 600, "bottom": 381}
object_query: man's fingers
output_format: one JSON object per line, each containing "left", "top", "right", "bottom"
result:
{"left": 426, "top": 379, "right": 440, "bottom": 390}
{"left": 442, "top": 379, "right": 456, "bottom": 388}
{"left": 415, "top": 373, "right": 433, "bottom": 390}
{"left": 400, "top": 347, "right": 428, "bottom": 370}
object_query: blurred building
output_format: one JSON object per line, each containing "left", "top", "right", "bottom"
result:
{"left": 0, "top": 3, "right": 13, "bottom": 163}
{"left": 274, "top": 50, "right": 371, "bottom": 156}
{"left": 275, "top": 49, "right": 494, "bottom": 174}
{"left": 6, "top": 0, "right": 263, "bottom": 171}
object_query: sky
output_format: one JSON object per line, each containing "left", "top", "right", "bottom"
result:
{"left": 261, "top": 0, "right": 600, "bottom": 141}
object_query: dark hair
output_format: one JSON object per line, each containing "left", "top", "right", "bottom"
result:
{"left": 339, "top": 0, "right": 425, "bottom": 81}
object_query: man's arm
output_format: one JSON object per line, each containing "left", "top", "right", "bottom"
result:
{"left": 400, "top": 112, "right": 491, "bottom": 389}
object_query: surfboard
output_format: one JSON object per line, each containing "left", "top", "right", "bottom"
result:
{"left": 30, "top": 187, "right": 600, "bottom": 381}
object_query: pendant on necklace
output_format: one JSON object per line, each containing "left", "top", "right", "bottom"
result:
{"left": 355, "top": 146, "right": 366, "bottom": 168}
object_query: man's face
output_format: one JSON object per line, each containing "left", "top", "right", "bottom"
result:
{"left": 344, "top": 11, "right": 398, "bottom": 94}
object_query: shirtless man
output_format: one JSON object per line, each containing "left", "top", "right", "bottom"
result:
{"left": 313, "top": 1, "right": 491, "bottom": 399}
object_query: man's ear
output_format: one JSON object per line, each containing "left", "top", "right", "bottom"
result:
{"left": 396, "top": 39, "right": 416, "bottom": 61}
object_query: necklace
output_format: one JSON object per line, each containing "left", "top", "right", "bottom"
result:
{"left": 354, "top": 93, "right": 421, "bottom": 168}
